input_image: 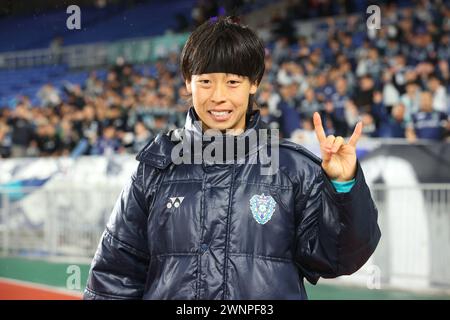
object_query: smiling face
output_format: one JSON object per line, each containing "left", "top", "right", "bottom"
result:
{"left": 180, "top": 17, "right": 265, "bottom": 133}
{"left": 185, "top": 73, "right": 258, "bottom": 133}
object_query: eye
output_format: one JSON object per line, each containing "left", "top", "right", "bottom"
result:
{"left": 228, "top": 80, "right": 241, "bottom": 85}
{"left": 198, "top": 79, "right": 211, "bottom": 84}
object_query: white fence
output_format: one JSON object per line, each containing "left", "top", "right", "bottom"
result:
{"left": 0, "top": 184, "right": 122, "bottom": 258}
{"left": 0, "top": 183, "right": 449, "bottom": 291}
{"left": 368, "top": 184, "right": 450, "bottom": 290}
{"left": 0, "top": 43, "right": 109, "bottom": 69}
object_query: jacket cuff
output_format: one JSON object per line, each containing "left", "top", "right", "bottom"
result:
{"left": 331, "top": 179, "right": 356, "bottom": 193}
{"left": 322, "top": 160, "right": 365, "bottom": 205}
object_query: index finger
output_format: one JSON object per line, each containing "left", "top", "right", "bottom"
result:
{"left": 313, "top": 112, "right": 326, "bottom": 144}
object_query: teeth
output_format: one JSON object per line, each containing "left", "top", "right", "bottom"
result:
{"left": 211, "top": 111, "right": 230, "bottom": 116}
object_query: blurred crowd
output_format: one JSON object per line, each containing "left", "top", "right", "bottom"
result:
{"left": 260, "top": 0, "right": 450, "bottom": 145}
{"left": 1, "top": 0, "right": 450, "bottom": 159}
{"left": 0, "top": 57, "right": 188, "bottom": 158}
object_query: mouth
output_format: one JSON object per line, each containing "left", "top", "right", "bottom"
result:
{"left": 207, "top": 110, "right": 233, "bottom": 122}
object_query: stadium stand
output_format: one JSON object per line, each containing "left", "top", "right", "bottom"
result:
{"left": 0, "top": 0, "right": 449, "bottom": 160}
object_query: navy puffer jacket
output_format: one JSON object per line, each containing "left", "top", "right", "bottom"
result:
{"left": 84, "top": 107, "right": 381, "bottom": 300}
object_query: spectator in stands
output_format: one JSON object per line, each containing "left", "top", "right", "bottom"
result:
{"left": 85, "top": 71, "right": 104, "bottom": 98}
{"left": 35, "top": 122, "right": 61, "bottom": 157}
{"left": 18, "top": 95, "right": 32, "bottom": 110}
{"left": 390, "top": 54, "right": 409, "bottom": 96}
{"left": 377, "top": 103, "right": 408, "bottom": 138}
{"left": 276, "top": 60, "right": 307, "bottom": 93}
{"left": 356, "top": 47, "right": 383, "bottom": 80}
{"left": 385, "top": 37, "right": 401, "bottom": 58}
{"left": 352, "top": 75, "right": 376, "bottom": 115}
{"left": 276, "top": 80, "right": 300, "bottom": 138}
{"left": 408, "top": 29, "right": 435, "bottom": 65}
{"left": 294, "top": 36, "right": 311, "bottom": 61}
{"left": 381, "top": 70, "right": 400, "bottom": 114}
{"left": 90, "top": 125, "right": 122, "bottom": 155}
{"left": 256, "top": 81, "right": 280, "bottom": 116}
{"left": 297, "top": 87, "right": 321, "bottom": 120}
{"left": 271, "top": 37, "right": 290, "bottom": 64}
{"left": 321, "top": 99, "right": 346, "bottom": 137}
{"left": 329, "top": 77, "right": 350, "bottom": 136}
{"left": 437, "top": 33, "right": 450, "bottom": 61}
{"left": 0, "top": 120, "right": 11, "bottom": 158}
{"left": 58, "top": 118, "right": 80, "bottom": 156}
{"left": 131, "top": 121, "right": 151, "bottom": 154}
{"left": 37, "top": 84, "right": 61, "bottom": 108}
{"left": 7, "top": 104, "right": 35, "bottom": 158}
{"left": 340, "top": 32, "right": 357, "bottom": 67}
{"left": 437, "top": 59, "right": 450, "bottom": 86}
{"left": 339, "top": 58, "right": 357, "bottom": 96}
{"left": 371, "top": 90, "right": 390, "bottom": 136}
{"left": 406, "top": 91, "right": 449, "bottom": 142}
{"left": 401, "top": 80, "right": 422, "bottom": 123}
{"left": 360, "top": 112, "right": 378, "bottom": 138}
{"left": 65, "top": 84, "right": 86, "bottom": 110}
{"left": 290, "top": 116, "right": 316, "bottom": 144}
{"left": 314, "top": 72, "right": 334, "bottom": 102}
{"left": 427, "top": 74, "right": 448, "bottom": 113}
{"left": 323, "top": 36, "right": 341, "bottom": 65}
{"left": 262, "top": 52, "right": 277, "bottom": 84}
{"left": 344, "top": 99, "right": 360, "bottom": 134}
{"left": 258, "top": 102, "right": 280, "bottom": 130}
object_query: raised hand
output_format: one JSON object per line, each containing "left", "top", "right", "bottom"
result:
{"left": 313, "top": 112, "right": 362, "bottom": 181}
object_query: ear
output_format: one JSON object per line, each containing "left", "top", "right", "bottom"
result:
{"left": 185, "top": 80, "right": 192, "bottom": 94}
{"left": 249, "top": 82, "right": 258, "bottom": 95}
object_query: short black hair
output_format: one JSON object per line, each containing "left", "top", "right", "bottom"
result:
{"left": 180, "top": 16, "right": 265, "bottom": 113}
{"left": 429, "top": 73, "right": 442, "bottom": 83}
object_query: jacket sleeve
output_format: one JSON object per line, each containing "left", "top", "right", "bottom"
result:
{"left": 84, "top": 163, "right": 151, "bottom": 299}
{"left": 294, "top": 160, "right": 381, "bottom": 285}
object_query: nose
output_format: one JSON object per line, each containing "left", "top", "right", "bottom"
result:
{"left": 211, "top": 83, "right": 226, "bottom": 104}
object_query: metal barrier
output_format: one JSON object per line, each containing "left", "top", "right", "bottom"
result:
{"left": 0, "top": 43, "right": 108, "bottom": 69}
{"left": 369, "top": 184, "right": 450, "bottom": 289}
{"left": 0, "top": 183, "right": 449, "bottom": 290}
{"left": 0, "top": 33, "right": 189, "bottom": 69}
{"left": 0, "top": 185, "right": 122, "bottom": 258}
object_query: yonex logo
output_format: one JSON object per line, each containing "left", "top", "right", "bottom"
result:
{"left": 166, "top": 197, "right": 185, "bottom": 209}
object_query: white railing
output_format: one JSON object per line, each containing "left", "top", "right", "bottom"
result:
{"left": 0, "top": 42, "right": 109, "bottom": 69}
{"left": 368, "top": 184, "right": 450, "bottom": 289}
{"left": 0, "top": 184, "right": 122, "bottom": 258}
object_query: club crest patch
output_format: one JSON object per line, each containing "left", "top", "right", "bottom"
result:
{"left": 250, "top": 193, "right": 276, "bottom": 225}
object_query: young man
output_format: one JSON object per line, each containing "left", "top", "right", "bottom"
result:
{"left": 84, "top": 16, "right": 381, "bottom": 300}
{"left": 406, "top": 91, "right": 449, "bottom": 142}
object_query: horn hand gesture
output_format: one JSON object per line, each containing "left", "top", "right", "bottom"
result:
{"left": 313, "top": 112, "right": 362, "bottom": 181}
